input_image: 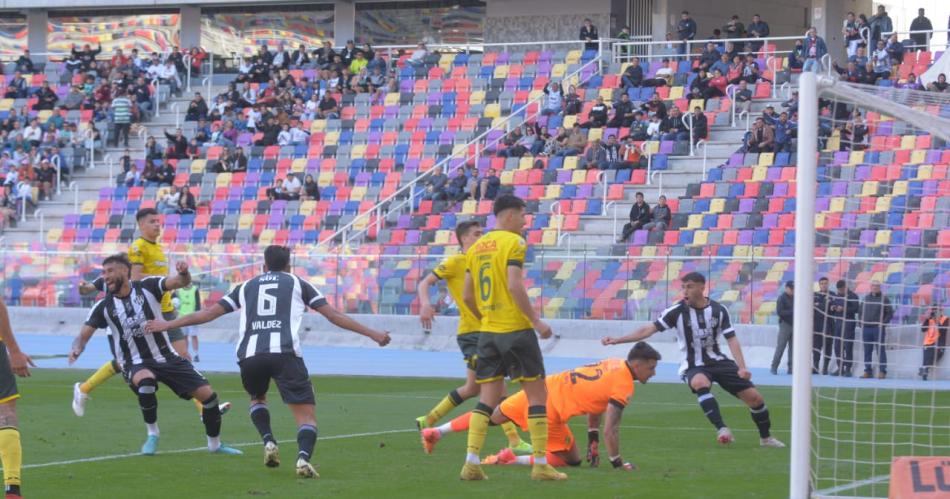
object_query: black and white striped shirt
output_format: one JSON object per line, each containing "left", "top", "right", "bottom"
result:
{"left": 84, "top": 276, "right": 179, "bottom": 367}
{"left": 653, "top": 299, "right": 736, "bottom": 375}
{"left": 218, "top": 271, "right": 328, "bottom": 360}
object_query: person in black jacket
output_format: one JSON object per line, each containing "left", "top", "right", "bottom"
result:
{"left": 860, "top": 281, "right": 894, "bottom": 378}
{"left": 830, "top": 280, "right": 860, "bottom": 376}
{"left": 580, "top": 18, "right": 599, "bottom": 51}
{"left": 772, "top": 281, "right": 794, "bottom": 375}
{"left": 621, "top": 58, "right": 644, "bottom": 89}
{"left": 813, "top": 277, "right": 835, "bottom": 374}
{"left": 163, "top": 128, "right": 188, "bottom": 159}
{"left": 618, "top": 192, "right": 650, "bottom": 243}
{"left": 580, "top": 97, "right": 608, "bottom": 128}
{"left": 607, "top": 93, "right": 635, "bottom": 128}
{"left": 15, "top": 50, "right": 34, "bottom": 74}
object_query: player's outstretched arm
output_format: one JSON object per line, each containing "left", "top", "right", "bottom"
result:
{"left": 507, "top": 266, "right": 552, "bottom": 338}
{"left": 586, "top": 412, "right": 602, "bottom": 467}
{"left": 77, "top": 279, "right": 101, "bottom": 295}
{"left": 602, "top": 323, "right": 658, "bottom": 346}
{"left": 162, "top": 261, "right": 192, "bottom": 291}
{"left": 462, "top": 273, "right": 481, "bottom": 322}
{"left": 146, "top": 303, "right": 227, "bottom": 334}
{"left": 315, "top": 304, "right": 391, "bottom": 347}
{"left": 417, "top": 272, "right": 439, "bottom": 330}
{"left": 726, "top": 335, "right": 751, "bottom": 380}
{"left": 604, "top": 404, "right": 635, "bottom": 471}
{"left": 0, "top": 298, "right": 34, "bottom": 377}
{"left": 68, "top": 325, "right": 97, "bottom": 365}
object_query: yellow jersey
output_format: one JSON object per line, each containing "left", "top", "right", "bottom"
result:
{"left": 432, "top": 254, "right": 480, "bottom": 335}
{"left": 128, "top": 237, "right": 173, "bottom": 313}
{"left": 465, "top": 230, "right": 532, "bottom": 334}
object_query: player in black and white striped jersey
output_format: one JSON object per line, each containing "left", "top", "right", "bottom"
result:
{"left": 601, "top": 272, "right": 785, "bottom": 448}
{"left": 145, "top": 245, "right": 391, "bottom": 479}
{"left": 68, "top": 254, "right": 242, "bottom": 457}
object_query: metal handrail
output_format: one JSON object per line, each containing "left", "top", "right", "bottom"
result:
{"left": 597, "top": 170, "right": 608, "bottom": 215}
{"left": 34, "top": 210, "right": 44, "bottom": 248}
{"left": 69, "top": 181, "right": 79, "bottom": 213}
{"left": 880, "top": 28, "right": 950, "bottom": 51}
{"left": 324, "top": 56, "right": 604, "bottom": 248}
{"left": 549, "top": 202, "right": 563, "bottom": 247}
{"left": 696, "top": 139, "right": 708, "bottom": 177}
{"left": 727, "top": 84, "right": 738, "bottom": 127}
{"left": 682, "top": 112, "right": 694, "bottom": 156}
{"left": 612, "top": 34, "right": 807, "bottom": 64}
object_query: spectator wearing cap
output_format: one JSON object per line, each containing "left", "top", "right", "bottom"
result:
{"left": 860, "top": 280, "right": 893, "bottom": 379}
{"left": 772, "top": 280, "right": 794, "bottom": 375}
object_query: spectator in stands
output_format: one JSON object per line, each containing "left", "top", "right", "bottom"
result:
{"left": 618, "top": 192, "right": 650, "bottom": 243}
{"left": 0, "top": 186, "right": 16, "bottom": 230}
{"left": 185, "top": 92, "right": 208, "bottom": 122}
{"left": 110, "top": 90, "right": 133, "bottom": 148}
{"left": 144, "top": 136, "right": 161, "bottom": 163}
{"left": 15, "top": 50, "right": 33, "bottom": 74}
{"left": 747, "top": 14, "right": 770, "bottom": 52}
{"left": 918, "top": 305, "right": 948, "bottom": 381}
{"left": 607, "top": 93, "right": 635, "bottom": 128}
{"left": 621, "top": 58, "right": 644, "bottom": 89}
{"left": 839, "top": 113, "right": 868, "bottom": 152}
{"left": 772, "top": 281, "right": 794, "bottom": 375}
{"left": 212, "top": 149, "right": 232, "bottom": 173}
{"left": 624, "top": 112, "right": 649, "bottom": 141}
{"left": 600, "top": 135, "right": 624, "bottom": 169}
{"left": 72, "top": 43, "right": 102, "bottom": 72}
{"left": 690, "top": 106, "right": 708, "bottom": 143}
{"left": 564, "top": 85, "right": 582, "bottom": 115}
{"left": 158, "top": 186, "right": 180, "bottom": 214}
{"left": 117, "top": 149, "right": 139, "bottom": 187}
{"left": 283, "top": 174, "right": 303, "bottom": 200}
{"left": 927, "top": 73, "right": 948, "bottom": 93}
{"left": 14, "top": 179, "right": 34, "bottom": 212}
{"left": 898, "top": 73, "right": 923, "bottom": 91}
{"left": 870, "top": 40, "right": 891, "bottom": 83}
{"left": 772, "top": 112, "right": 794, "bottom": 152}
{"left": 830, "top": 280, "right": 859, "bottom": 377}
{"left": 300, "top": 174, "right": 320, "bottom": 201}
{"left": 849, "top": 45, "right": 869, "bottom": 72}
{"left": 699, "top": 43, "right": 721, "bottom": 71}
{"left": 422, "top": 166, "right": 449, "bottom": 201}
{"left": 813, "top": 277, "right": 835, "bottom": 374}
{"left": 35, "top": 160, "right": 56, "bottom": 201}
{"left": 232, "top": 147, "right": 247, "bottom": 172}
{"left": 868, "top": 5, "right": 892, "bottom": 46}
{"left": 4, "top": 72, "right": 27, "bottom": 99}
{"left": 63, "top": 85, "right": 85, "bottom": 111}
{"left": 643, "top": 92, "right": 667, "bottom": 119}
{"left": 746, "top": 117, "right": 774, "bottom": 152}
{"left": 885, "top": 34, "right": 905, "bottom": 65}
{"left": 723, "top": 15, "right": 746, "bottom": 53}
{"left": 619, "top": 136, "right": 644, "bottom": 168}
{"left": 710, "top": 53, "right": 731, "bottom": 78}
{"left": 833, "top": 60, "right": 866, "bottom": 84}
{"left": 177, "top": 186, "right": 196, "bottom": 215}
{"left": 860, "top": 280, "right": 894, "bottom": 379}
{"left": 541, "top": 82, "right": 564, "bottom": 116}
{"left": 643, "top": 195, "right": 671, "bottom": 231}
{"left": 661, "top": 106, "right": 688, "bottom": 141}
{"left": 444, "top": 168, "right": 468, "bottom": 202}
{"left": 163, "top": 128, "right": 188, "bottom": 159}
{"left": 471, "top": 168, "right": 500, "bottom": 201}
{"left": 789, "top": 39, "right": 805, "bottom": 71}
{"left": 580, "top": 97, "right": 608, "bottom": 128}
{"left": 318, "top": 92, "right": 339, "bottom": 119}
{"left": 555, "top": 124, "right": 586, "bottom": 157}
{"left": 158, "top": 159, "right": 175, "bottom": 186}
{"left": 581, "top": 139, "right": 602, "bottom": 170}
{"left": 617, "top": 25, "right": 632, "bottom": 59}
{"left": 676, "top": 11, "right": 697, "bottom": 56}
{"left": 277, "top": 124, "right": 293, "bottom": 146}
{"left": 408, "top": 42, "right": 428, "bottom": 68}
{"left": 802, "top": 27, "right": 827, "bottom": 73}
{"left": 22, "top": 119, "right": 41, "bottom": 149}
{"left": 580, "top": 18, "right": 599, "bottom": 51}
{"left": 34, "top": 81, "right": 58, "bottom": 111}
{"left": 734, "top": 80, "right": 753, "bottom": 115}
{"left": 909, "top": 9, "right": 933, "bottom": 51}
{"left": 842, "top": 12, "right": 863, "bottom": 58}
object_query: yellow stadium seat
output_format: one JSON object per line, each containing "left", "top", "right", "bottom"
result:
{"left": 190, "top": 159, "right": 206, "bottom": 173}
{"left": 434, "top": 230, "right": 451, "bottom": 245}
{"left": 0, "top": 99, "right": 12, "bottom": 110}
{"left": 892, "top": 181, "right": 907, "bottom": 196}
{"left": 642, "top": 141, "right": 659, "bottom": 154}
{"left": 483, "top": 103, "right": 501, "bottom": 118}
{"left": 565, "top": 50, "right": 581, "bottom": 64}
{"left": 541, "top": 229, "right": 558, "bottom": 246}
{"left": 916, "top": 164, "right": 932, "bottom": 179}
{"left": 469, "top": 91, "right": 485, "bottom": 105}
{"left": 909, "top": 149, "right": 926, "bottom": 164}
{"left": 555, "top": 261, "right": 577, "bottom": 280}
{"left": 528, "top": 90, "right": 543, "bottom": 101}
{"left": 733, "top": 246, "right": 749, "bottom": 257}
{"left": 80, "top": 200, "right": 97, "bottom": 214}
{"left": 687, "top": 214, "right": 703, "bottom": 229}
{"left": 815, "top": 213, "right": 825, "bottom": 228}
{"left": 757, "top": 152, "right": 774, "bottom": 166}
{"left": 350, "top": 145, "right": 366, "bottom": 159}
{"left": 551, "top": 63, "right": 567, "bottom": 78}
{"left": 751, "top": 166, "right": 767, "bottom": 181}
{"left": 543, "top": 185, "right": 561, "bottom": 199}
{"left": 350, "top": 186, "right": 367, "bottom": 200}
{"left": 899, "top": 135, "right": 915, "bottom": 149}
{"left": 46, "top": 228, "right": 62, "bottom": 244}
{"left": 543, "top": 297, "right": 564, "bottom": 316}
{"left": 299, "top": 200, "right": 316, "bottom": 214}
{"left": 461, "top": 200, "right": 476, "bottom": 215}
{"left": 562, "top": 115, "right": 577, "bottom": 128}
{"left": 238, "top": 214, "right": 254, "bottom": 229}
{"left": 709, "top": 198, "right": 725, "bottom": 214}
{"left": 318, "top": 172, "right": 333, "bottom": 185}
{"left": 258, "top": 229, "right": 275, "bottom": 245}
{"left": 518, "top": 157, "right": 534, "bottom": 170}
{"left": 384, "top": 92, "right": 400, "bottom": 106}
{"left": 825, "top": 247, "right": 841, "bottom": 258}
{"left": 874, "top": 230, "right": 891, "bottom": 246}
{"left": 563, "top": 156, "right": 578, "bottom": 170}
{"left": 587, "top": 128, "right": 603, "bottom": 142}
{"left": 499, "top": 170, "right": 515, "bottom": 185}
{"left": 571, "top": 170, "right": 587, "bottom": 184}
{"left": 829, "top": 197, "right": 845, "bottom": 212}
{"left": 37, "top": 110, "right": 52, "bottom": 123}
{"left": 215, "top": 173, "right": 231, "bottom": 187}
{"left": 847, "top": 151, "right": 864, "bottom": 165}
{"left": 599, "top": 88, "right": 613, "bottom": 103}
{"left": 825, "top": 134, "right": 840, "bottom": 151}
{"left": 688, "top": 99, "right": 704, "bottom": 111}
{"left": 720, "top": 289, "right": 740, "bottom": 302}
{"left": 309, "top": 120, "right": 326, "bottom": 132}
{"left": 668, "top": 86, "right": 684, "bottom": 99}
{"left": 692, "top": 230, "right": 708, "bottom": 246}
{"left": 291, "top": 158, "right": 307, "bottom": 173}
{"left": 861, "top": 181, "right": 878, "bottom": 196}
{"left": 493, "top": 65, "right": 509, "bottom": 78}
{"left": 641, "top": 246, "right": 656, "bottom": 257}
{"left": 324, "top": 131, "right": 340, "bottom": 146}
{"left": 874, "top": 196, "right": 890, "bottom": 212}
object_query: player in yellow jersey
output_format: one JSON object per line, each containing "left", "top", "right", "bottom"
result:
{"left": 458, "top": 194, "right": 563, "bottom": 481}
{"left": 423, "top": 342, "right": 659, "bottom": 472}
{"left": 73, "top": 208, "right": 229, "bottom": 417}
{"left": 415, "top": 221, "right": 531, "bottom": 456}
{"left": 0, "top": 296, "right": 35, "bottom": 498}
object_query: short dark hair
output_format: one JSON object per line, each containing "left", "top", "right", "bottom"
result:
{"left": 819, "top": 276, "right": 829, "bottom": 282}
{"left": 628, "top": 342, "right": 661, "bottom": 362}
{"left": 263, "top": 245, "right": 291, "bottom": 272}
{"left": 682, "top": 272, "right": 706, "bottom": 285}
{"left": 455, "top": 220, "right": 481, "bottom": 244}
{"left": 635, "top": 191, "right": 644, "bottom": 197}
{"left": 785, "top": 280, "right": 794, "bottom": 289}
{"left": 492, "top": 194, "right": 526, "bottom": 216}
{"left": 136, "top": 207, "right": 158, "bottom": 222}
{"left": 836, "top": 280, "right": 846, "bottom": 289}
{"left": 103, "top": 253, "right": 131, "bottom": 269}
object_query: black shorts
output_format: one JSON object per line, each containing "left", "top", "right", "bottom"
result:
{"left": 0, "top": 343, "right": 19, "bottom": 404}
{"left": 683, "top": 359, "right": 755, "bottom": 396}
{"left": 457, "top": 333, "right": 480, "bottom": 371}
{"left": 475, "top": 329, "right": 545, "bottom": 384}
{"left": 123, "top": 357, "right": 209, "bottom": 400}
{"left": 239, "top": 353, "right": 315, "bottom": 405}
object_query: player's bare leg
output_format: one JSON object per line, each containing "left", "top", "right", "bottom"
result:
{"left": 190, "top": 335, "right": 200, "bottom": 362}
{"left": 289, "top": 403, "right": 319, "bottom": 478}
{"left": 189, "top": 384, "right": 241, "bottom": 455}
{"left": 131, "top": 369, "right": 161, "bottom": 455}
{"left": 688, "top": 374, "right": 732, "bottom": 444}
{"left": 736, "top": 388, "right": 784, "bottom": 448}
{"left": 521, "top": 378, "right": 565, "bottom": 480}
{"left": 460, "top": 380, "right": 503, "bottom": 480}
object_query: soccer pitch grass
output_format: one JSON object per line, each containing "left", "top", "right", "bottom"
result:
{"left": 18, "top": 369, "right": 796, "bottom": 498}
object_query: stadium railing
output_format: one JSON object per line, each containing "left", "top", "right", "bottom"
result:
{"left": 881, "top": 28, "right": 950, "bottom": 51}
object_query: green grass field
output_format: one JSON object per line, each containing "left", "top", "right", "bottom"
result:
{"left": 15, "top": 368, "right": 796, "bottom": 498}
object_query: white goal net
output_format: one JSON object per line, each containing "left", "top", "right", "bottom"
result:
{"left": 792, "top": 73, "right": 950, "bottom": 498}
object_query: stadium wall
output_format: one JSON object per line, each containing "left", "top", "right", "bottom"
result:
{"left": 9, "top": 307, "right": 938, "bottom": 379}
{"left": 484, "top": 0, "right": 613, "bottom": 44}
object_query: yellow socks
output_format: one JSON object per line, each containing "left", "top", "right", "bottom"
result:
{"left": 0, "top": 427, "right": 21, "bottom": 489}
{"left": 465, "top": 403, "right": 492, "bottom": 463}
{"left": 80, "top": 361, "right": 117, "bottom": 394}
{"left": 427, "top": 389, "right": 464, "bottom": 426}
{"left": 527, "top": 405, "right": 549, "bottom": 465}
{"left": 501, "top": 421, "right": 522, "bottom": 447}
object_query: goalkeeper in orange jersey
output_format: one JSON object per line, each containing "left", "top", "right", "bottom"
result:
{"left": 421, "top": 342, "right": 660, "bottom": 471}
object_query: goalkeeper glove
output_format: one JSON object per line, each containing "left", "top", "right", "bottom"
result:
{"left": 586, "top": 430, "right": 600, "bottom": 467}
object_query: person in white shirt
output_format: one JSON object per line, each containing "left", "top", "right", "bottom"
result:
{"left": 159, "top": 61, "right": 181, "bottom": 96}
{"left": 246, "top": 107, "right": 262, "bottom": 132}
{"left": 290, "top": 124, "right": 309, "bottom": 144}
{"left": 646, "top": 115, "right": 662, "bottom": 139}
{"left": 282, "top": 175, "right": 302, "bottom": 199}
{"left": 158, "top": 187, "right": 180, "bottom": 214}
{"left": 277, "top": 124, "right": 293, "bottom": 146}
{"left": 15, "top": 180, "right": 34, "bottom": 209}
{"left": 303, "top": 94, "right": 319, "bottom": 120}
{"left": 23, "top": 120, "right": 42, "bottom": 147}
{"left": 409, "top": 42, "right": 427, "bottom": 67}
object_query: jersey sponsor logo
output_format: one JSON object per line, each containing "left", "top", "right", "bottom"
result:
{"left": 472, "top": 239, "right": 498, "bottom": 253}
{"left": 251, "top": 319, "right": 283, "bottom": 330}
